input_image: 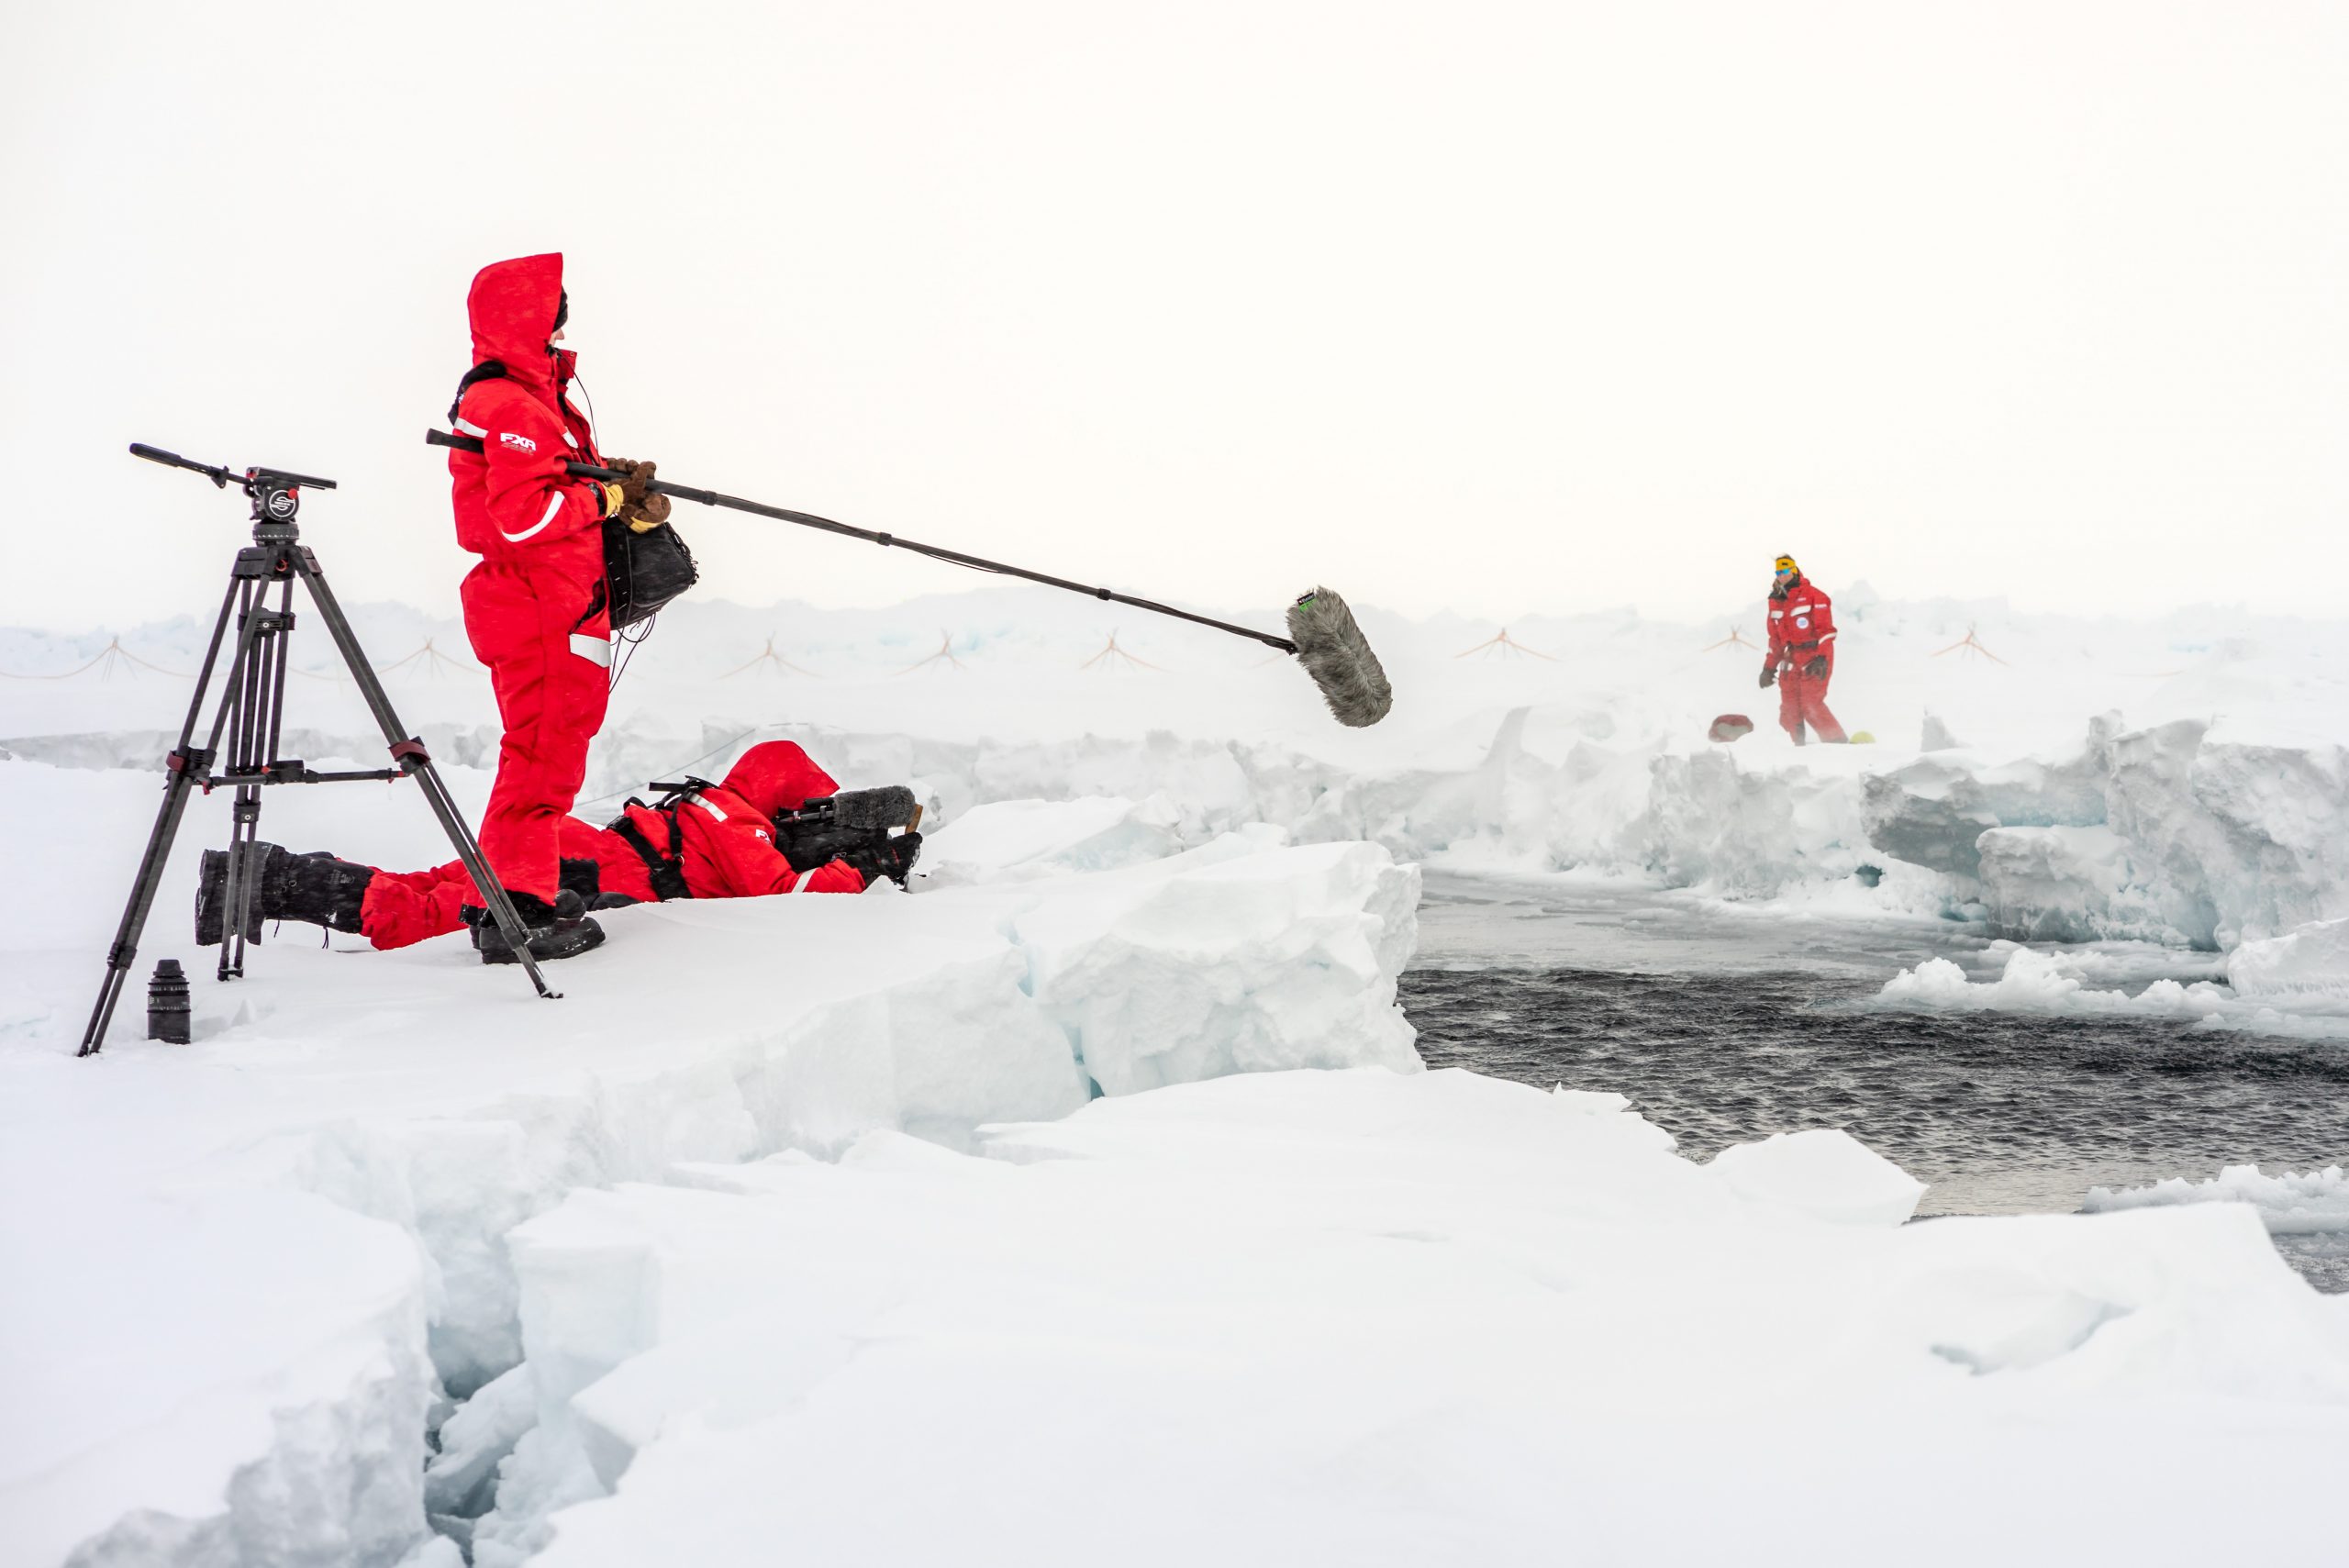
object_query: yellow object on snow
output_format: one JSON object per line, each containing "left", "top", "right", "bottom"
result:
{"left": 1849, "top": 730, "right": 1876, "bottom": 743}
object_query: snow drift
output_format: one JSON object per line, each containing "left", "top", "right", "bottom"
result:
{"left": 0, "top": 787, "right": 1417, "bottom": 1568}
{"left": 476, "top": 1071, "right": 2349, "bottom": 1567}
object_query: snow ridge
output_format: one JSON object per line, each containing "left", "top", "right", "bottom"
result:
{"left": 1865, "top": 716, "right": 2349, "bottom": 949}
{"left": 0, "top": 816, "right": 1419, "bottom": 1568}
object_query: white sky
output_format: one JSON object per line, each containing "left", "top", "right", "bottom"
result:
{"left": 4, "top": 1, "right": 2343, "bottom": 632}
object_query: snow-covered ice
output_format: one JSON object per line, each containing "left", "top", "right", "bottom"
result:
{"left": 2229, "top": 917, "right": 2349, "bottom": 1008}
{"left": 1865, "top": 716, "right": 2349, "bottom": 951}
{"left": 2086, "top": 1164, "right": 2349, "bottom": 1235}
{"left": 2, "top": 1189, "right": 430, "bottom": 1568}
{"left": 918, "top": 794, "right": 1186, "bottom": 883}
{"left": 1876, "top": 946, "right": 2236, "bottom": 1020}
{"left": 10, "top": 587, "right": 2349, "bottom": 1564}
{"left": 478, "top": 1071, "right": 2349, "bottom": 1567}
{"left": 1704, "top": 1126, "right": 1927, "bottom": 1226}
{"left": 1870, "top": 940, "right": 2349, "bottom": 1039}
{"left": 0, "top": 770, "right": 1417, "bottom": 1567}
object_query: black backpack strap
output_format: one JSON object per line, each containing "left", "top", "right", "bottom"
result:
{"left": 607, "top": 795, "right": 692, "bottom": 902}
{"left": 447, "top": 360, "right": 510, "bottom": 423}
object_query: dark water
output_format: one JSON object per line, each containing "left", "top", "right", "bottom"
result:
{"left": 1402, "top": 880, "right": 2349, "bottom": 1293}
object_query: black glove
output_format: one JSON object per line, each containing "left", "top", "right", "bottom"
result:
{"left": 1759, "top": 659, "right": 1777, "bottom": 690}
{"left": 1805, "top": 655, "right": 1829, "bottom": 679}
{"left": 843, "top": 830, "right": 923, "bottom": 889}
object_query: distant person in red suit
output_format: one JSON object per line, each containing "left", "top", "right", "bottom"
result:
{"left": 1760, "top": 554, "right": 1848, "bottom": 745}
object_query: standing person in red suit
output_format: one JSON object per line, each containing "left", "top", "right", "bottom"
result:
{"left": 1760, "top": 553, "right": 1849, "bottom": 745}
{"left": 446, "top": 253, "right": 669, "bottom": 962}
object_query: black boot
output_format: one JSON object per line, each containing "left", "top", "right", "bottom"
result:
{"left": 559, "top": 856, "right": 602, "bottom": 905}
{"left": 197, "top": 843, "right": 375, "bottom": 944}
{"left": 195, "top": 842, "right": 279, "bottom": 946}
{"left": 275, "top": 851, "right": 374, "bottom": 933}
{"left": 463, "top": 888, "right": 606, "bottom": 965}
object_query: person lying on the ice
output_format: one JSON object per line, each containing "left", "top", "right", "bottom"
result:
{"left": 195, "top": 742, "right": 922, "bottom": 956}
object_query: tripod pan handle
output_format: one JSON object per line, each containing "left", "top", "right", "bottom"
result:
{"left": 129, "top": 443, "right": 234, "bottom": 487}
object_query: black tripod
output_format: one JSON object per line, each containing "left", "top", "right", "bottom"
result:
{"left": 79, "top": 444, "right": 558, "bottom": 1055}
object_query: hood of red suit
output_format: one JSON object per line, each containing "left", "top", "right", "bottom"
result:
{"left": 465, "top": 253, "right": 566, "bottom": 395}
{"left": 715, "top": 744, "right": 838, "bottom": 823}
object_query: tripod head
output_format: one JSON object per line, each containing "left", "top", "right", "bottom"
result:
{"left": 130, "top": 443, "right": 337, "bottom": 535}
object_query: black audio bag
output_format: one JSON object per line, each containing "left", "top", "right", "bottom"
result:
{"left": 604, "top": 516, "right": 698, "bottom": 628}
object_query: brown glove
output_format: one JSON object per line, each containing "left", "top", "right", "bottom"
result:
{"left": 604, "top": 458, "right": 673, "bottom": 534}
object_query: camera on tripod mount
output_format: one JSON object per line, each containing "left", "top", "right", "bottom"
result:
{"left": 128, "top": 443, "right": 335, "bottom": 529}
{"left": 254, "top": 475, "right": 305, "bottom": 526}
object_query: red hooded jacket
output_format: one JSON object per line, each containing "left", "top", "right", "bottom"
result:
{"left": 447, "top": 253, "right": 607, "bottom": 577}
{"left": 1767, "top": 573, "right": 1838, "bottom": 673}
{"left": 596, "top": 741, "right": 866, "bottom": 903}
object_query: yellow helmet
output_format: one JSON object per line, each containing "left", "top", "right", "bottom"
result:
{"left": 1774, "top": 555, "right": 1798, "bottom": 574}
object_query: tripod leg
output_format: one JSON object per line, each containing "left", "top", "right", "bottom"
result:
{"left": 217, "top": 580, "right": 297, "bottom": 978}
{"left": 217, "top": 584, "right": 265, "bottom": 978}
{"left": 292, "top": 552, "right": 561, "bottom": 1001}
{"left": 79, "top": 575, "right": 250, "bottom": 1055}
{"left": 406, "top": 761, "right": 563, "bottom": 989}
{"left": 81, "top": 773, "right": 206, "bottom": 1054}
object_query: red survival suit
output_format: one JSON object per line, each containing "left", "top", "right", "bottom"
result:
{"left": 1766, "top": 573, "right": 1848, "bottom": 744}
{"left": 448, "top": 253, "right": 615, "bottom": 906}
{"left": 359, "top": 742, "right": 869, "bottom": 951}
